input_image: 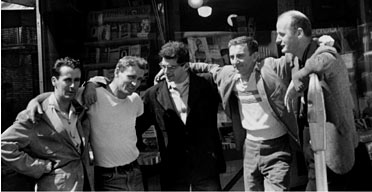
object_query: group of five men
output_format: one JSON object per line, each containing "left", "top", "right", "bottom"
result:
{"left": 2, "top": 10, "right": 370, "bottom": 191}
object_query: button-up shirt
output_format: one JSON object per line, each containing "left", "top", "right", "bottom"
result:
{"left": 167, "top": 76, "right": 190, "bottom": 124}
{"left": 49, "top": 94, "right": 81, "bottom": 151}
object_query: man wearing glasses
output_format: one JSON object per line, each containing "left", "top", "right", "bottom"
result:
{"left": 137, "top": 41, "right": 225, "bottom": 190}
{"left": 84, "top": 41, "right": 225, "bottom": 191}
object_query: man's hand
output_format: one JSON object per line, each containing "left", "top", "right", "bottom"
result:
{"left": 317, "top": 35, "right": 335, "bottom": 47}
{"left": 284, "top": 81, "right": 303, "bottom": 112}
{"left": 153, "top": 68, "right": 166, "bottom": 85}
{"left": 26, "top": 99, "right": 43, "bottom": 124}
{"left": 83, "top": 82, "right": 97, "bottom": 106}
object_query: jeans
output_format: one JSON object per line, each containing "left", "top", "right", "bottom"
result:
{"left": 243, "top": 134, "right": 292, "bottom": 191}
{"left": 95, "top": 162, "right": 144, "bottom": 191}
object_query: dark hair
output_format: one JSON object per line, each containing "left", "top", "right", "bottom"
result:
{"left": 228, "top": 36, "right": 258, "bottom": 55}
{"left": 159, "top": 41, "right": 190, "bottom": 65}
{"left": 116, "top": 56, "right": 148, "bottom": 73}
{"left": 52, "top": 57, "right": 81, "bottom": 78}
{"left": 278, "top": 10, "right": 312, "bottom": 37}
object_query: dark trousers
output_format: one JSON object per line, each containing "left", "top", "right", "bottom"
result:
{"left": 161, "top": 174, "right": 221, "bottom": 191}
{"left": 160, "top": 155, "right": 222, "bottom": 191}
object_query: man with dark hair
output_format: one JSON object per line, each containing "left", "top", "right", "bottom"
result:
{"left": 187, "top": 35, "right": 300, "bottom": 191}
{"left": 25, "top": 56, "right": 147, "bottom": 191}
{"left": 1, "top": 57, "right": 94, "bottom": 191}
{"left": 146, "top": 41, "right": 225, "bottom": 190}
{"left": 85, "top": 41, "right": 225, "bottom": 190}
{"left": 276, "top": 10, "right": 371, "bottom": 190}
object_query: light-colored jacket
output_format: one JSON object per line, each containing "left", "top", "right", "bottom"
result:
{"left": 190, "top": 55, "right": 300, "bottom": 151}
{"left": 1, "top": 95, "right": 95, "bottom": 191}
{"left": 293, "top": 42, "right": 359, "bottom": 174}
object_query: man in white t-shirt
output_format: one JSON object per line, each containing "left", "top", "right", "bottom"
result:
{"left": 26, "top": 56, "right": 147, "bottom": 191}
{"left": 87, "top": 56, "right": 146, "bottom": 191}
{"left": 86, "top": 42, "right": 225, "bottom": 191}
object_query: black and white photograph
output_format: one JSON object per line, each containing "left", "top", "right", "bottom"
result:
{"left": 1, "top": 0, "right": 372, "bottom": 191}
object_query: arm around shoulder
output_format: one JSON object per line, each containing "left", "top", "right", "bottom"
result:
{"left": 26, "top": 92, "right": 52, "bottom": 123}
{"left": 188, "top": 62, "right": 220, "bottom": 74}
{"left": 87, "top": 76, "right": 110, "bottom": 86}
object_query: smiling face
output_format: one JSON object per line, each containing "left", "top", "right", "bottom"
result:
{"left": 52, "top": 65, "right": 81, "bottom": 102}
{"left": 229, "top": 44, "right": 257, "bottom": 77}
{"left": 276, "top": 16, "right": 300, "bottom": 56}
{"left": 115, "top": 65, "right": 144, "bottom": 98}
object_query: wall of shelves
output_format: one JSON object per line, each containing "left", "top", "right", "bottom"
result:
{"left": 82, "top": 3, "right": 163, "bottom": 90}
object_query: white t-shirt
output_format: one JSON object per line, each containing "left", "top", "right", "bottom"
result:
{"left": 87, "top": 87, "right": 143, "bottom": 167}
{"left": 234, "top": 72, "right": 287, "bottom": 141}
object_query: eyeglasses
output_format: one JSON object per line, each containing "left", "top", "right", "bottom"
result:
{"left": 159, "top": 63, "right": 180, "bottom": 71}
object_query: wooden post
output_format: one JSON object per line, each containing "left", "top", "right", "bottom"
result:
{"left": 307, "top": 73, "right": 328, "bottom": 191}
{"left": 36, "top": 0, "right": 44, "bottom": 93}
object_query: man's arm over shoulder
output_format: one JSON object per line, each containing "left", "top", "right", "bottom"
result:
{"left": 26, "top": 92, "right": 52, "bottom": 123}
{"left": 1, "top": 111, "right": 54, "bottom": 179}
{"left": 189, "top": 62, "right": 220, "bottom": 74}
{"left": 87, "top": 76, "right": 111, "bottom": 86}
{"left": 292, "top": 46, "right": 338, "bottom": 92}
{"left": 189, "top": 62, "right": 222, "bottom": 84}
{"left": 82, "top": 76, "right": 111, "bottom": 105}
{"left": 263, "top": 54, "right": 295, "bottom": 86}
{"left": 189, "top": 62, "right": 235, "bottom": 88}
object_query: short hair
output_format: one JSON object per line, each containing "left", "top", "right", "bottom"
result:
{"left": 116, "top": 56, "right": 148, "bottom": 73}
{"left": 228, "top": 36, "right": 258, "bottom": 55}
{"left": 52, "top": 57, "right": 81, "bottom": 78}
{"left": 278, "top": 10, "right": 312, "bottom": 37}
{"left": 159, "top": 41, "right": 189, "bottom": 65}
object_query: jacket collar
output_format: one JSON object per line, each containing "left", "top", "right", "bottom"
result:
{"left": 301, "top": 41, "right": 319, "bottom": 65}
{"left": 41, "top": 94, "right": 85, "bottom": 153}
{"left": 156, "top": 71, "right": 201, "bottom": 122}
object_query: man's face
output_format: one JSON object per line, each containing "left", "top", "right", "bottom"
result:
{"left": 115, "top": 65, "right": 144, "bottom": 96}
{"left": 160, "top": 57, "right": 188, "bottom": 83}
{"left": 52, "top": 66, "right": 81, "bottom": 102}
{"left": 276, "top": 17, "right": 300, "bottom": 55}
{"left": 229, "top": 44, "right": 257, "bottom": 76}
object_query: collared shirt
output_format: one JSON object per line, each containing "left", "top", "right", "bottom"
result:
{"left": 48, "top": 93, "right": 81, "bottom": 151}
{"left": 167, "top": 76, "right": 190, "bottom": 124}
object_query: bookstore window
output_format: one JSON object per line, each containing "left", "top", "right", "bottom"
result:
{"left": 1, "top": 2, "right": 39, "bottom": 131}
{"left": 81, "top": 0, "right": 166, "bottom": 94}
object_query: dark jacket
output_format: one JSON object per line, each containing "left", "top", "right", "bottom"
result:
{"left": 136, "top": 71, "right": 226, "bottom": 181}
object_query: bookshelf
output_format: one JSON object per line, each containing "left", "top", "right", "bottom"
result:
{"left": 84, "top": 34, "right": 154, "bottom": 47}
{"left": 83, "top": 5, "right": 157, "bottom": 84}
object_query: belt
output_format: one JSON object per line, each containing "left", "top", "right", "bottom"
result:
{"left": 96, "top": 161, "right": 138, "bottom": 174}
